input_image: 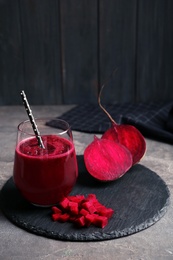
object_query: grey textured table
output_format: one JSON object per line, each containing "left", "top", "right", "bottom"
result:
{"left": 0, "top": 106, "right": 173, "bottom": 260}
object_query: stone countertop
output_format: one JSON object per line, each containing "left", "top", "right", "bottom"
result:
{"left": 0, "top": 106, "right": 173, "bottom": 260}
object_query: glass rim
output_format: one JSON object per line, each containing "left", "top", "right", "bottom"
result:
{"left": 17, "top": 117, "right": 71, "bottom": 137}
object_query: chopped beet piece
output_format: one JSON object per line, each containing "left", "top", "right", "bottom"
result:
{"left": 85, "top": 213, "right": 96, "bottom": 226}
{"left": 79, "top": 208, "right": 89, "bottom": 216}
{"left": 68, "top": 201, "right": 79, "bottom": 215}
{"left": 68, "top": 195, "right": 85, "bottom": 203}
{"left": 92, "top": 215, "right": 108, "bottom": 228}
{"left": 58, "top": 213, "right": 70, "bottom": 222}
{"left": 98, "top": 207, "right": 114, "bottom": 218}
{"left": 52, "top": 206, "right": 62, "bottom": 214}
{"left": 82, "top": 201, "right": 97, "bottom": 214}
{"left": 59, "top": 197, "right": 69, "bottom": 210}
{"left": 94, "top": 204, "right": 107, "bottom": 212}
{"left": 85, "top": 194, "right": 97, "bottom": 202}
{"left": 92, "top": 198, "right": 103, "bottom": 205}
{"left": 69, "top": 216, "right": 77, "bottom": 222}
{"left": 75, "top": 216, "right": 86, "bottom": 227}
{"left": 52, "top": 213, "right": 61, "bottom": 221}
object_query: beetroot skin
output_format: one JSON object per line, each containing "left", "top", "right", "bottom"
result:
{"left": 84, "top": 136, "right": 132, "bottom": 181}
{"left": 102, "top": 123, "right": 146, "bottom": 165}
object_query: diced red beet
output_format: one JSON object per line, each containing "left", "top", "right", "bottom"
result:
{"left": 52, "top": 213, "right": 61, "bottom": 221}
{"left": 94, "top": 204, "right": 107, "bottom": 212}
{"left": 68, "top": 201, "right": 79, "bottom": 215}
{"left": 69, "top": 216, "right": 77, "bottom": 222}
{"left": 75, "top": 216, "right": 86, "bottom": 227}
{"left": 52, "top": 212, "right": 70, "bottom": 222}
{"left": 92, "top": 197, "right": 103, "bottom": 205}
{"left": 79, "top": 208, "right": 89, "bottom": 216}
{"left": 59, "top": 197, "right": 69, "bottom": 210}
{"left": 92, "top": 200, "right": 103, "bottom": 208}
{"left": 85, "top": 194, "right": 97, "bottom": 202}
{"left": 51, "top": 194, "right": 114, "bottom": 228}
{"left": 106, "top": 208, "right": 114, "bottom": 218}
{"left": 84, "top": 136, "right": 132, "bottom": 181}
{"left": 97, "top": 207, "right": 114, "bottom": 218}
{"left": 85, "top": 213, "right": 96, "bottom": 226}
{"left": 52, "top": 206, "right": 62, "bottom": 215}
{"left": 58, "top": 213, "right": 70, "bottom": 222}
{"left": 92, "top": 215, "right": 108, "bottom": 228}
{"left": 82, "top": 201, "right": 97, "bottom": 214}
{"left": 68, "top": 195, "right": 85, "bottom": 203}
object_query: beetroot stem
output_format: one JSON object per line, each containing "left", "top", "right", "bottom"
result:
{"left": 98, "top": 84, "right": 116, "bottom": 125}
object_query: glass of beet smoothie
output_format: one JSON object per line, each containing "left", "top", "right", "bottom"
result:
{"left": 13, "top": 118, "right": 78, "bottom": 206}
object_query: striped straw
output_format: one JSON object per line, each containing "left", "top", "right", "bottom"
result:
{"left": 20, "top": 90, "right": 45, "bottom": 149}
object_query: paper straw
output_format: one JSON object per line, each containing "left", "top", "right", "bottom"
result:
{"left": 20, "top": 90, "right": 45, "bottom": 149}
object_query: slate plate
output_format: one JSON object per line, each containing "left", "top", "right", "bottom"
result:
{"left": 0, "top": 156, "right": 170, "bottom": 241}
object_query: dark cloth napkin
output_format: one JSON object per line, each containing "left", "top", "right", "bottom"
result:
{"left": 58, "top": 102, "right": 173, "bottom": 144}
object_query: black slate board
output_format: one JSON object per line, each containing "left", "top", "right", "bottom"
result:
{"left": 0, "top": 156, "right": 170, "bottom": 241}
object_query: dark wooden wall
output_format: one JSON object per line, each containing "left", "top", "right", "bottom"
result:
{"left": 0, "top": 0, "right": 173, "bottom": 105}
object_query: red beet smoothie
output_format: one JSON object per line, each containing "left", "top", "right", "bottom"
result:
{"left": 13, "top": 135, "right": 78, "bottom": 206}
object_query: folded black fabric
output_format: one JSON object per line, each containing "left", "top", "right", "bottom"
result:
{"left": 167, "top": 106, "right": 173, "bottom": 132}
{"left": 58, "top": 102, "right": 173, "bottom": 144}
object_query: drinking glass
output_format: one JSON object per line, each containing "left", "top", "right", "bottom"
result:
{"left": 13, "top": 118, "right": 78, "bottom": 206}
